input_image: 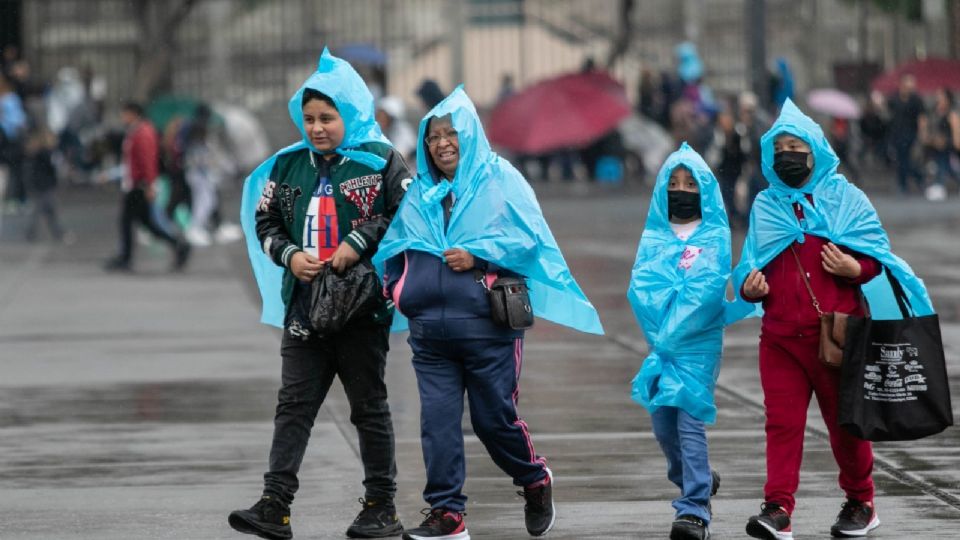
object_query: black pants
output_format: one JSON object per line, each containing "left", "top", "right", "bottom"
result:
{"left": 263, "top": 319, "right": 397, "bottom": 505}
{"left": 118, "top": 187, "right": 178, "bottom": 263}
{"left": 165, "top": 171, "right": 191, "bottom": 222}
{"left": 717, "top": 170, "right": 740, "bottom": 223}
{"left": 893, "top": 138, "right": 924, "bottom": 193}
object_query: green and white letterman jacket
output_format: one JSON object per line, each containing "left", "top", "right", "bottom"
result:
{"left": 254, "top": 141, "right": 410, "bottom": 323}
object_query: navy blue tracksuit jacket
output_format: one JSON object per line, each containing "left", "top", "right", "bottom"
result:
{"left": 383, "top": 249, "right": 548, "bottom": 511}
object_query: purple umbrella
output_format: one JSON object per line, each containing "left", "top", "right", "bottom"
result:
{"left": 806, "top": 88, "right": 861, "bottom": 119}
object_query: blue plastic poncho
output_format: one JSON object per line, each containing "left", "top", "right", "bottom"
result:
{"left": 676, "top": 42, "right": 704, "bottom": 83}
{"left": 372, "top": 86, "right": 604, "bottom": 335}
{"left": 773, "top": 57, "right": 795, "bottom": 109}
{"left": 627, "top": 143, "right": 733, "bottom": 424}
{"left": 240, "top": 48, "right": 392, "bottom": 327}
{"left": 732, "top": 99, "right": 934, "bottom": 320}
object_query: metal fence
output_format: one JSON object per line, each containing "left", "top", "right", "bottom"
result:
{"left": 13, "top": 0, "right": 951, "bottom": 146}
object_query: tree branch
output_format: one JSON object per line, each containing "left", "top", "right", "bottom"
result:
{"left": 162, "top": 0, "right": 202, "bottom": 43}
{"left": 605, "top": 0, "right": 635, "bottom": 69}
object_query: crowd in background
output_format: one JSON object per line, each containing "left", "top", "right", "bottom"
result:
{"left": 0, "top": 44, "right": 241, "bottom": 250}
{"left": 2, "top": 41, "right": 959, "bottom": 247}
{"left": 635, "top": 52, "right": 960, "bottom": 229}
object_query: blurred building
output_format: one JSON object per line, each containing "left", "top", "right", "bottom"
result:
{"left": 4, "top": 0, "right": 953, "bottom": 145}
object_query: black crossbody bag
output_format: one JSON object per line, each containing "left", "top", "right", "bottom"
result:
{"left": 475, "top": 270, "right": 534, "bottom": 330}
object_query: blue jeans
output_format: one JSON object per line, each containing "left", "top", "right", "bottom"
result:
{"left": 650, "top": 406, "right": 712, "bottom": 523}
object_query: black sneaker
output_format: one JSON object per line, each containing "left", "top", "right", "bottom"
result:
{"left": 830, "top": 499, "right": 880, "bottom": 537}
{"left": 746, "top": 502, "right": 792, "bottom": 540}
{"left": 671, "top": 514, "right": 710, "bottom": 540}
{"left": 346, "top": 497, "right": 404, "bottom": 538}
{"left": 707, "top": 469, "right": 720, "bottom": 517}
{"left": 521, "top": 468, "right": 555, "bottom": 536}
{"left": 228, "top": 495, "right": 292, "bottom": 540}
{"left": 103, "top": 256, "right": 131, "bottom": 272}
{"left": 172, "top": 240, "right": 190, "bottom": 271}
{"left": 401, "top": 508, "right": 468, "bottom": 540}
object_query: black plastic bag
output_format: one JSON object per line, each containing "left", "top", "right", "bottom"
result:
{"left": 309, "top": 262, "right": 381, "bottom": 336}
{"left": 838, "top": 269, "right": 953, "bottom": 441}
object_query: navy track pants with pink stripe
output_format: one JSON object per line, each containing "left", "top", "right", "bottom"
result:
{"left": 409, "top": 336, "right": 548, "bottom": 512}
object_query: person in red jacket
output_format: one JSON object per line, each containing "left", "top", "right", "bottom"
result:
{"left": 105, "top": 101, "right": 189, "bottom": 271}
{"left": 741, "top": 128, "right": 882, "bottom": 539}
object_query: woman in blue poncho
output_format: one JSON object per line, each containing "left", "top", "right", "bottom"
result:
{"left": 734, "top": 99, "right": 934, "bottom": 539}
{"left": 628, "top": 143, "right": 729, "bottom": 540}
{"left": 374, "top": 87, "right": 602, "bottom": 540}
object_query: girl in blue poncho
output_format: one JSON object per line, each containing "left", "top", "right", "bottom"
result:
{"left": 628, "top": 143, "right": 728, "bottom": 540}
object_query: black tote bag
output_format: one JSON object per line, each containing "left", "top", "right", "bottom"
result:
{"left": 838, "top": 268, "right": 954, "bottom": 441}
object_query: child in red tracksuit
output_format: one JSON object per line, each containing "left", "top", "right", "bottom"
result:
{"left": 741, "top": 133, "right": 882, "bottom": 540}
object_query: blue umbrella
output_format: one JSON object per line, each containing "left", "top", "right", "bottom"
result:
{"left": 335, "top": 43, "right": 386, "bottom": 66}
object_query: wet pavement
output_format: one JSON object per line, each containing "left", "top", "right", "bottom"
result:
{"left": 1, "top": 182, "right": 958, "bottom": 539}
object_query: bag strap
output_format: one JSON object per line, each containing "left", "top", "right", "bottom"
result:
{"left": 884, "top": 266, "right": 914, "bottom": 319}
{"left": 473, "top": 269, "right": 489, "bottom": 291}
{"left": 789, "top": 244, "right": 825, "bottom": 318}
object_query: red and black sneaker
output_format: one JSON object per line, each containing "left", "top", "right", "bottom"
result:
{"left": 401, "top": 508, "right": 469, "bottom": 540}
{"left": 746, "top": 501, "right": 792, "bottom": 540}
{"left": 830, "top": 499, "right": 880, "bottom": 537}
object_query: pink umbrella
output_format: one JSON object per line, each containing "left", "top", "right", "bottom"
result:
{"left": 806, "top": 88, "right": 861, "bottom": 119}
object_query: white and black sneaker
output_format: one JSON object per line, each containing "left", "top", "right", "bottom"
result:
{"left": 746, "top": 501, "right": 792, "bottom": 540}
{"left": 671, "top": 514, "right": 710, "bottom": 540}
{"left": 830, "top": 499, "right": 880, "bottom": 537}
{"left": 521, "top": 468, "right": 555, "bottom": 536}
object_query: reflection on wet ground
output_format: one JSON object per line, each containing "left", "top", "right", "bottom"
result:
{"left": 1, "top": 186, "right": 959, "bottom": 538}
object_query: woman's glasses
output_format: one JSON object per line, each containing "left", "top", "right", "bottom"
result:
{"left": 425, "top": 131, "right": 458, "bottom": 147}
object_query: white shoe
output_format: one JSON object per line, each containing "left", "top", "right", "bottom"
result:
{"left": 185, "top": 226, "right": 212, "bottom": 247}
{"left": 925, "top": 184, "right": 947, "bottom": 201}
{"left": 214, "top": 222, "right": 243, "bottom": 244}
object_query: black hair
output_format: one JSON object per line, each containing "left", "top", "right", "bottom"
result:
{"left": 941, "top": 88, "right": 955, "bottom": 107}
{"left": 193, "top": 102, "right": 212, "bottom": 121}
{"left": 122, "top": 101, "right": 144, "bottom": 117}
{"left": 302, "top": 88, "right": 336, "bottom": 109}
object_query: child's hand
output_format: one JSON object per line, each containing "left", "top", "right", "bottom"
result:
{"left": 821, "top": 242, "right": 861, "bottom": 278}
{"left": 329, "top": 242, "right": 360, "bottom": 273}
{"left": 743, "top": 269, "right": 770, "bottom": 299}
{"left": 291, "top": 251, "right": 324, "bottom": 281}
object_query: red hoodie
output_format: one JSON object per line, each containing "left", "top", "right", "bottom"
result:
{"left": 745, "top": 195, "right": 881, "bottom": 337}
{"left": 122, "top": 120, "right": 159, "bottom": 190}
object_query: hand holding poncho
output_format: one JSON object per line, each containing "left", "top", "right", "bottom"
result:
{"left": 240, "top": 48, "right": 392, "bottom": 327}
{"left": 372, "top": 86, "right": 603, "bottom": 335}
{"left": 732, "top": 99, "right": 934, "bottom": 320}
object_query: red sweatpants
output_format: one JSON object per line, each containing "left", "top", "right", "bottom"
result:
{"left": 759, "top": 332, "right": 875, "bottom": 514}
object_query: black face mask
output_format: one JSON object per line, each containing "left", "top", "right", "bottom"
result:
{"left": 773, "top": 151, "right": 812, "bottom": 187}
{"left": 667, "top": 190, "right": 701, "bottom": 220}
